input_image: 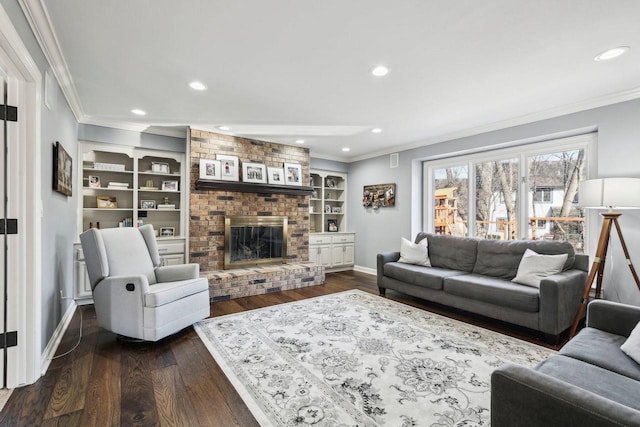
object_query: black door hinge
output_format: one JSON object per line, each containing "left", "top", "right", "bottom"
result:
{"left": 0, "top": 219, "right": 18, "bottom": 234}
{"left": 0, "top": 104, "right": 17, "bottom": 122}
{"left": 0, "top": 331, "right": 17, "bottom": 348}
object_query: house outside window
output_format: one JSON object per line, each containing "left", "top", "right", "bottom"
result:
{"left": 424, "top": 134, "right": 594, "bottom": 253}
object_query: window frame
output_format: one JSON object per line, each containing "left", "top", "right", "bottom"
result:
{"left": 423, "top": 133, "right": 596, "bottom": 244}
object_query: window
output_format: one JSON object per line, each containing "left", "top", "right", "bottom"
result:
{"left": 533, "top": 188, "right": 552, "bottom": 202}
{"left": 424, "top": 134, "right": 593, "bottom": 253}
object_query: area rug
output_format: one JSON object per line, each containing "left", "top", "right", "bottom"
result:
{"left": 194, "top": 290, "right": 554, "bottom": 426}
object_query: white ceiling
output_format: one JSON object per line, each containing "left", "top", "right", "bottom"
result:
{"left": 29, "top": 0, "right": 640, "bottom": 161}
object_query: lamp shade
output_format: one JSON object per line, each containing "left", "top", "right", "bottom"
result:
{"left": 578, "top": 178, "right": 640, "bottom": 209}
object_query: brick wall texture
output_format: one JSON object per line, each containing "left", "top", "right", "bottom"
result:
{"left": 189, "top": 129, "right": 310, "bottom": 272}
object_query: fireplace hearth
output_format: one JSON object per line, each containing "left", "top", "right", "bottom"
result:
{"left": 224, "top": 216, "right": 288, "bottom": 269}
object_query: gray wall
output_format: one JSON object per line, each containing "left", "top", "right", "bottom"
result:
{"left": 1, "top": 0, "right": 80, "bottom": 352}
{"left": 348, "top": 98, "right": 640, "bottom": 306}
{"left": 311, "top": 157, "right": 349, "bottom": 173}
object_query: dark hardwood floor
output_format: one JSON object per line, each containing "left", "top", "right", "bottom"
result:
{"left": 0, "top": 271, "right": 568, "bottom": 426}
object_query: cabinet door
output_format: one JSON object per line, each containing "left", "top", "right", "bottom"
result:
{"left": 310, "top": 245, "right": 331, "bottom": 267}
{"left": 161, "top": 254, "right": 185, "bottom": 266}
{"left": 331, "top": 244, "right": 345, "bottom": 266}
{"left": 343, "top": 243, "right": 354, "bottom": 265}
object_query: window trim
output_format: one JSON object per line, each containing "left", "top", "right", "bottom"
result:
{"left": 423, "top": 133, "right": 596, "bottom": 243}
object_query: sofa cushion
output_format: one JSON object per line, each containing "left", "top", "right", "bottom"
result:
{"left": 536, "top": 355, "right": 640, "bottom": 411}
{"left": 512, "top": 249, "right": 568, "bottom": 288}
{"left": 422, "top": 233, "right": 478, "bottom": 273}
{"left": 443, "top": 274, "right": 539, "bottom": 312}
{"left": 560, "top": 327, "right": 640, "bottom": 382}
{"left": 383, "top": 262, "right": 466, "bottom": 291}
{"left": 398, "top": 237, "right": 431, "bottom": 267}
{"left": 621, "top": 321, "right": 640, "bottom": 365}
{"left": 473, "top": 239, "right": 575, "bottom": 280}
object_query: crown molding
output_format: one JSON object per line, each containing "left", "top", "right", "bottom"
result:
{"left": 80, "top": 116, "right": 187, "bottom": 138}
{"left": 19, "top": 0, "right": 84, "bottom": 121}
{"left": 347, "top": 86, "right": 640, "bottom": 163}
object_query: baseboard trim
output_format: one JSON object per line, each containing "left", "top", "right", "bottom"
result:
{"left": 40, "top": 302, "right": 77, "bottom": 376}
{"left": 353, "top": 265, "right": 376, "bottom": 276}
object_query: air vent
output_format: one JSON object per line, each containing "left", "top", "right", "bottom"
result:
{"left": 390, "top": 153, "right": 399, "bottom": 168}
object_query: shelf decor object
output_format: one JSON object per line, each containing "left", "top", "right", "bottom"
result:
{"left": 53, "top": 141, "right": 73, "bottom": 196}
{"left": 267, "top": 167, "right": 285, "bottom": 185}
{"left": 569, "top": 177, "right": 640, "bottom": 338}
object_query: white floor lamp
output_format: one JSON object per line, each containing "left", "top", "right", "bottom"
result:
{"left": 569, "top": 177, "right": 640, "bottom": 338}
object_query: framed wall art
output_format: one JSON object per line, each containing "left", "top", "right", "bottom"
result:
{"left": 363, "top": 183, "right": 396, "bottom": 208}
{"left": 217, "top": 154, "right": 240, "bottom": 181}
{"left": 284, "top": 163, "right": 302, "bottom": 186}
{"left": 53, "top": 141, "right": 72, "bottom": 196}
{"left": 199, "top": 159, "right": 221, "bottom": 180}
{"left": 242, "top": 162, "right": 267, "bottom": 183}
{"left": 267, "top": 167, "right": 284, "bottom": 185}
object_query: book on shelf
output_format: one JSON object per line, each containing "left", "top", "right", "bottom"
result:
{"left": 157, "top": 204, "right": 176, "bottom": 209}
{"left": 107, "top": 182, "right": 129, "bottom": 189}
{"left": 139, "top": 186, "right": 159, "bottom": 190}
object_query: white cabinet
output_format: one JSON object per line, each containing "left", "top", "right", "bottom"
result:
{"left": 309, "top": 233, "right": 355, "bottom": 270}
{"left": 310, "top": 169, "right": 347, "bottom": 233}
{"left": 74, "top": 245, "right": 93, "bottom": 304}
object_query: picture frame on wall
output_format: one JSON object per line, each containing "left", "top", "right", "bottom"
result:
{"left": 199, "top": 159, "right": 221, "bottom": 180}
{"left": 242, "top": 162, "right": 267, "bottom": 183}
{"left": 284, "top": 163, "right": 302, "bottom": 186}
{"left": 267, "top": 167, "right": 284, "bottom": 185}
{"left": 217, "top": 154, "right": 240, "bottom": 181}
{"left": 53, "top": 141, "right": 72, "bottom": 196}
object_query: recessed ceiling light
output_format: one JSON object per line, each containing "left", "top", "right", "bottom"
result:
{"left": 189, "top": 81, "right": 207, "bottom": 91}
{"left": 371, "top": 128, "right": 383, "bottom": 134}
{"left": 594, "top": 46, "right": 630, "bottom": 61}
{"left": 295, "top": 139, "right": 305, "bottom": 144}
{"left": 371, "top": 65, "right": 389, "bottom": 77}
{"left": 218, "top": 126, "right": 231, "bottom": 131}
{"left": 342, "top": 147, "right": 351, "bottom": 152}
{"left": 131, "top": 109, "right": 146, "bottom": 116}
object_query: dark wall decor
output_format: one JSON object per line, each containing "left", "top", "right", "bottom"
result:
{"left": 53, "top": 141, "right": 72, "bottom": 196}
{"left": 363, "top": 183, "right": 396, "bottom": 208}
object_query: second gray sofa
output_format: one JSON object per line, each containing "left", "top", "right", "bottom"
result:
{"left": 377, "top": 233, "right": 589, "bottom": 338}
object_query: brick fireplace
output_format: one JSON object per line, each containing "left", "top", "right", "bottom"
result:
{"left": 189, "top": 129, "right": 324, "bottom": 300}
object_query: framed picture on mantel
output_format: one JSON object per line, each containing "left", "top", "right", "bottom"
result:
{"left": 284, "top": 163, "right": 302, "bottom": 186}
{"left": 217, "top": 154, "right": 239, "bottom": 181}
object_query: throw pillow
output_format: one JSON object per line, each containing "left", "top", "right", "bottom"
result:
{"left": 621, "top": 321, "right": 640, "bottom": 365}
{"left": 512, "top": 248, "right": 568, "bottom": 288}
{"left": 398, "top": 237, "right": 431, "bottom": 267}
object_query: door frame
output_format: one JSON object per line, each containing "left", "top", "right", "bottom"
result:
{"left": 0, "top": 4, "right": 42, "bottom": 387}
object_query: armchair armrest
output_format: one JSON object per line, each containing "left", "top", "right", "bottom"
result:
{"left": 155, "top": 263, "right": 200, "bottom": 282}
{"left": 538, "top": 269, "right": 587, "bottom": 335}
{"left": 491, "top": 363, "right": 640, "bottom": 427}
{"left": 587, "top": 299, "right": 640, "bottom": 337}
{"left": 377, "top": 251, "right": 400, "bottom": 288}
{"left": 93, "top": 274, "right": 150, "bottom": 339}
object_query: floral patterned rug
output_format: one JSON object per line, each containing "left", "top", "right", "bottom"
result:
{"left": 194, "top": 290, "right": 554, "bottom": 426}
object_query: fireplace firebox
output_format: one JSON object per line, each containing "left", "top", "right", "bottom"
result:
{"left": 224, "top": 216, "right": 288, "bottom": 269}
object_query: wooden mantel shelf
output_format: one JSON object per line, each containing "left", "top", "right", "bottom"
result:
{"left": 195, "top": 179, "right": 314, "bottom": 196}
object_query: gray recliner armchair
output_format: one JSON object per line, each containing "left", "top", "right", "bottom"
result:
{"left": 80, "top": 224, "right": 210, "bottom": 341}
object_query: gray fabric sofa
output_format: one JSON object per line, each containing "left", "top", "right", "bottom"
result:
{"left": 492, "top": 300, "right": 640, "bottom": 426}
{"left": 377, "top": 233, "right": 589, "bottom": 337}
